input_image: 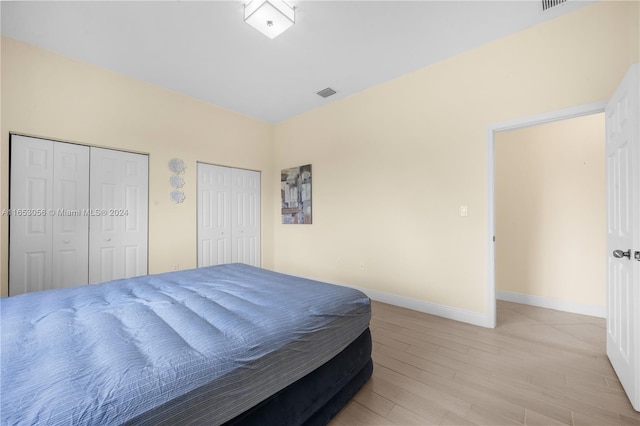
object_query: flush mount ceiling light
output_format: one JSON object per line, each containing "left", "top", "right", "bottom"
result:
{"left": 244, "top": 0, "right": 295, "bottom": 39}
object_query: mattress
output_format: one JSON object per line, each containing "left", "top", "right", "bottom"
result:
{"left": 0, "top": 264, "right": 371, "bottom": 425}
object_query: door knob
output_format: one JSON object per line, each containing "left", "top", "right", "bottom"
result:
{"left": 613, "top": 249, "right": 631, "bottom": 259}
{"left": 635, "top": 251, "right": 640, "bottom": 261}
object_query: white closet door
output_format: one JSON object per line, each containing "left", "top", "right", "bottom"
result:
{"left": 53, "top": 142, "right": 90, "bottom": 289}
{"left": 232, "top": 168, "right": 261, "bottom": 267}
{"left": 197, "top": 163, "right": 232, "bottom": 267}
{"left": 10, "top": 136, "right": 90, "bottom": 295}
{"left": 9, "top": 136, "right": 55, "bottom": 295}
{"left": 89, "top": 147, "right": 148, "bottom": 284}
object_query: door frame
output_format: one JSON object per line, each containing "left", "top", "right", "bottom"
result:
{"left": 485, "top": 100, "right": 607, "bottom": 328}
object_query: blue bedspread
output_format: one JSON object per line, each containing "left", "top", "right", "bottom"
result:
{"left": 0, "top": 264, "right": 371, "bottom": 425}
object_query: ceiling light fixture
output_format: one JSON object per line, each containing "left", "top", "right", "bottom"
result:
{"left": 244, "top": 0, "right": 295, "bottom": 39}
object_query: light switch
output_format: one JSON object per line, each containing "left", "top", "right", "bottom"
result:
{"left": 460, "top": 205, "right": 468, "bottom": 217}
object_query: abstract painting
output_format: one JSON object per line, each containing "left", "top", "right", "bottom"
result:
{"left": 281, "top": 164, "right": 312, "bottom": 224}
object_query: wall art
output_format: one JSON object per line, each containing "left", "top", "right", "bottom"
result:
{"left": 281, "top": 164, "right": 312, "bottom": 224}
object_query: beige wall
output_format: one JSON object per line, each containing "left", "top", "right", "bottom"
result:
{"left": 495, "top": 114, "right": 606, "bottom": 308}
{"left": 0, "top": 37, "right": 275, "bottom": 297}
{"left": 1, "top": 1, "right": 638, "bottom": 315}
{"left": 273, "top": 1, "right": 639, "bottom": 314}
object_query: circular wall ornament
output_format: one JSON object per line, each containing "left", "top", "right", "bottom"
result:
{"left": 170, "top": 190, "right": 185, "bottom": 203}
{"left": 170, "top": 175, "right": 185, "bottom": 188}
{"left": 168, "top": 158, "right": 186, "bottom": 174}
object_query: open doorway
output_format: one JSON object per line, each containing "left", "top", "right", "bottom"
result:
{"left": 485, "top": 101, "right": 607, "bottom": 328}
{"left": 494, "top": 113, "right": 606, "bottom": 323}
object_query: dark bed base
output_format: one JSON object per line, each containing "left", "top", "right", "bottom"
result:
{"left": 225, "top": 328, "right": 373, "bottom": 426}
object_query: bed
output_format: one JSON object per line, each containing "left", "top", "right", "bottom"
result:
{"left": 0, "top": 263, "right": 372, "bottom": 425}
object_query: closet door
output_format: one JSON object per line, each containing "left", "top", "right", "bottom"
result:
{"left": 89, "top": 148, "right": 148, "bottom": 284}
{"left": 197, "top": 163, "right": 232, "bottom": 267}
{"left": 231, "top": 168, "right": 261, "bottom": 267}
{"left": 197, "top": 164, "right": 260, "bottom": 267}
{"left": 9, "top": 136, "right": 55, "bottom": 295}
{"left": 9, "top": 135, "right": 89, "bottom": 296}
{"left": 52, "top": 142, "right": 90, "bottom": 289}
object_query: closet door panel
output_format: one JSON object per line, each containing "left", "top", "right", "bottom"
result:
{"left": 197, "top": 163, "right": 232, "bottom": 267}
{"left": 121, "top": 153, "right": 148, "bottom": 279}
{"left": 52, "top": 142, "right": 89, "bottom": 289}
{"left": 231, "top": 168, "right": 261, "bottom": 267}
{"left": 9, "top": 136, "right": 54, "bottom": 295}
{"left": 89, "top": 148, "right": 148, "bottom": 284}
{"left": 89, "top": 152, "right": 121, "bottom": 283}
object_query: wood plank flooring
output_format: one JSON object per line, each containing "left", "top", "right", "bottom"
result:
{"left": 330, "top": 300, "right": 640, "bottom": 426}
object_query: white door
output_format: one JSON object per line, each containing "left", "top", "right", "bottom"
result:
{"left": 89, "top": 147, "right": 148, "bottom": 284}
{"left": 197, "top": 164, "right": 260, "bottom": 267}
{"left": 606, "top": 63, "right": 639, "bottom": 411}
{"left": 9, "top": 136, "right": 55, "bottom": 295}
{"left": 9, "top": 136, "right": 90, "bottom": 295}
{"left": 52, "top": 142, "right": 90, "bottom": 289}
{"left": 197, "top": 163, "right": 232, "bottom": 267}
{"left": 232, "top": 168, "right": 261, "bottom": 267}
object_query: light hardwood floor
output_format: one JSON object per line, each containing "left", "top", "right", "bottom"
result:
{"left": 330, "top": 300, "right": 640, "bottom": 426}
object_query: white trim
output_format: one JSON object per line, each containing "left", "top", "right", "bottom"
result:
{"left": 497, "top": 290, "right": 606, "bottom": 318}
{"left": 486, "top": 100, "right": 608, "bottom": 329}
{"left": 486, "top": 126, "right": 497, "bottom": 328}
{"left": 357, "top": 286, "right": 490, "bottom": 327}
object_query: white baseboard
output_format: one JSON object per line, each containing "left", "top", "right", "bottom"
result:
{"left": 496, "top": 290, "right": 606, "bottom": 318}
{"left": 354, "top": 286, "right": 491, "bottom": 327}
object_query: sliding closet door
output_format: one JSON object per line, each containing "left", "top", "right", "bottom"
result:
{"left": 9, "top": 135, "right": 89, "bottom": 296}
{"left": 89, "top": 148, "right": 148, "bottom": 284}
{"left": 232, "top": 168, "right": 261, "bottom": 267}
{"left": 197, "top": 163, "right": 260, "bottom": 267}
{"left": 197, "top": 163, "right": 232, "bottom": 267}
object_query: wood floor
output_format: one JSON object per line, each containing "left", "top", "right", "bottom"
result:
{"left": 330, "top": 300, "right": 640, "bottom": 426}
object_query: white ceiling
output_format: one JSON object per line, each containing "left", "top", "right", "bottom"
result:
{"left": 1, "top": 0, "right": 593, "bottom": 123}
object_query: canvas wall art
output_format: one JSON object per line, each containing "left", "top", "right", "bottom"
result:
{"left": 281, "top": 164, "right": 312, "bottom": 224}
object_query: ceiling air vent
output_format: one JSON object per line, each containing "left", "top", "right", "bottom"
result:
{"left": 316, "top": 88, "right": 337, "bottom": 98}
{"left": 542, "top": 0, "right": 566, "bottom": 11}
